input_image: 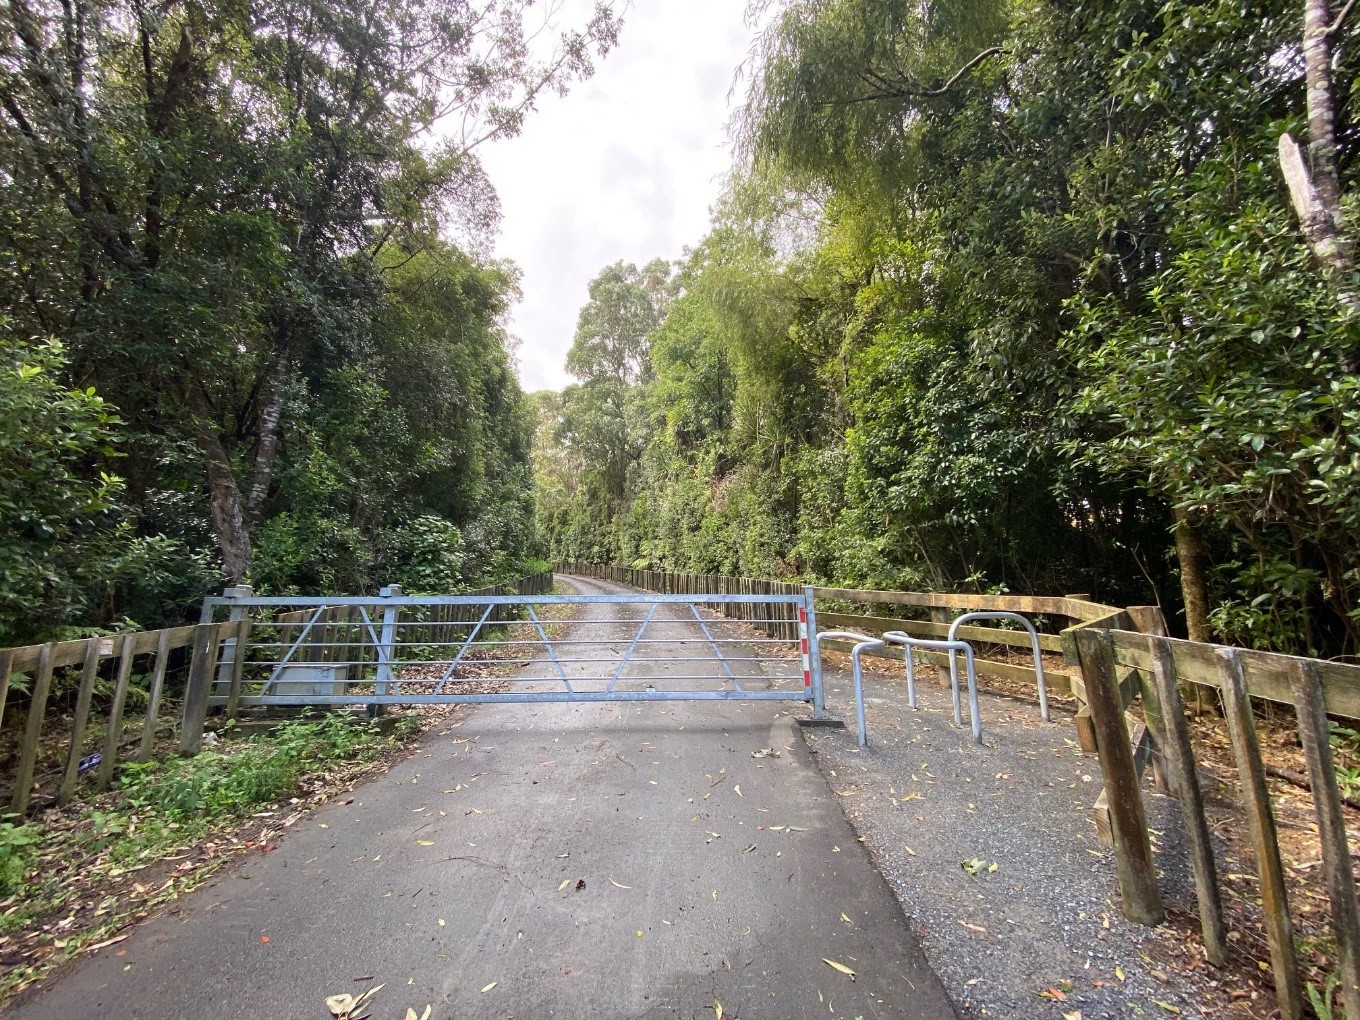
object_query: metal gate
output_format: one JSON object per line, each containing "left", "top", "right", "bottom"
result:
{"left": 199, "top": 587, "right": 824, "bottom": 717}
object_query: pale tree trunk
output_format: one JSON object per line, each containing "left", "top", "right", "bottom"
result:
{"left": 1172, "top": 506, "right": 1213, "bottom": 643}
{"left": 1280, "top": 0, "right": 1360, "bottom": 368}
{"left": 246, "top": 319, "right": 294, "bottom": 526}
{"left": 199, "top": 427, "right": 252, "bottom": 582}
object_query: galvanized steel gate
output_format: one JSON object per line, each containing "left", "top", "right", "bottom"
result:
{"left": 199, "top": 586, "right": 825, "bottom": 717}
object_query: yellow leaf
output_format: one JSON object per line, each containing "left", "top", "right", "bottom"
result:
{"left": 417, "top": 840, "right": 434, "bottom": 846}
{"left": 558, "top": 879, "right": 571, "bottom": 891}
{"left": 840, "top": 913, "right": 852, "bottom": 925}
{"left": 1154, "top": 1003, "right": 1181, "bottom": 1015}
{"left": 734, "top": 785, "right": 742, "bottom": 797}
{"left": 714, "top": 1001, "right": 723, "bottom": 1019}
{"left": 326, "top": 994, "right": 355, "bottom": 1015}
{"left": 405, "top": 1011, "right": 417, "bottom": 1020}
{"left": 1063, "top": 1011, "right": 1083, "bottom": 1020}
{"left": 481, "top": 982, "right": 497, "bottom": 993}
{"left": 438, "top": 918, "right": 445, "bottom": 927}
{"left": 636, "top": 930, "right": 645, "bottom": 937}
{"left": 1115, "top": 965, "right": 1126, "bottom": 981}
{"left": 822, "top": 958, "right": 856, "bottom": 979}
{"left": 419, "top": 1008, "right": 431, "bottom": 1020}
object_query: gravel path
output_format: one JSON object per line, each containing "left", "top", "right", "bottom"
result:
{"left": 803, "top": 659, "right": 1208, "bottom": 1020}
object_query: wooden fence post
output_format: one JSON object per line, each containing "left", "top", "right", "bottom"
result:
{"left": 95, "top": 635, "right": 137, "bottom": 792}
{"left": 179, "top": 624, "right": 220, "bottom": 756}
{"left": 1074, "top": 627, "right": 1164, "bottom": 925}
{"left": 0, "top": 648, "right": 12, "bottom": 733}
{"left": 12, "top": 642, "right": 55, "bottom": 814}
{"left": 1218, "top": 648, "right": 1304, "bottom": 1020}
{"left": 58, "top": 638, "right": 103, "bottom": 805}
{"left": 1148, "top": 636, "right": 1227, "bottom": 965}
{"left": 1293, "top": 659, "right": 1360, "bottom": 1020}
{"left": 138, "top": 629, "right": 171, "bottom": 761}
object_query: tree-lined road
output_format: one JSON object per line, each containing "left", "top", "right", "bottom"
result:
{"left": 5, "top": 577, "right": 954, "bottom": 1019}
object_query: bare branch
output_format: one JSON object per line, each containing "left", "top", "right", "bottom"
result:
{"left": 1328, "top": 0, "right": 1358, "bottom": 35}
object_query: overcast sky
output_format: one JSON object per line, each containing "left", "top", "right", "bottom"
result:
{"left": 478, "top": 1, "right": 756, "bottom": 394}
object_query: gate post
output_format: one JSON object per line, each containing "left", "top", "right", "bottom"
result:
{"left": 213, "top": 585, "right": 252, "bottom": 707}
{"left": 376, "top": 584, "right": 402, "bottom": 698}
{"left": 804, "top": 586, "right": 825, "bottom": 719}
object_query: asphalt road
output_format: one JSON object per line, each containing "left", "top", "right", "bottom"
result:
{"left": 5, "top": 576, "right": 956, "bottom": 1020}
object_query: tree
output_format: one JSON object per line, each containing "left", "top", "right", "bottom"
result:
{"left": 0, "top": 0, "right": 620, "bottom": 582}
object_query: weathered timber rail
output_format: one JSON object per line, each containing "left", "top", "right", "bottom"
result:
{"left": 563, "top": 562, "right": 1360, "bottom": 1018}
{"left": 0, "top": 572, "right": 552, "bottom": 816}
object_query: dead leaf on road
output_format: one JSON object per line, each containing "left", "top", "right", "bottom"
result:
{"left": 822, "top": 958, "right": 856, "bottom": 980}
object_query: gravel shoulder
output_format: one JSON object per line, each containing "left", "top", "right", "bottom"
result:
{"left": 803, "top": 657, "right": 1215, "bottom": 1020}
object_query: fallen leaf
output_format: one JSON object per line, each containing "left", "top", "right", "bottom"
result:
{"left": 714, "top": 1001, "right": 723, "bottom": 1019}
{"left": 742, "top": 843, "right": 757, "bottom": 853}
{"left": 962, "top": 858, "right": 987, "bottom": 875}
{"left": 961, "top": 922, "right": 988, "bottom": 933}
{"left": 1115, "top": 965, "right": 1126, "bottom": 982}
{"left": 840, "top": 913, "right": 853, "bottom": 925}
{"left": 558, "top": 879, "right": 571, "bottom": 892}
{"left": 1063, "top": 1011, "right": 1083, "bottom": 1020}
{"left": 417, "top": 840, "right": 435, "bottom": 847}
{"left": 733, "top": 785, "right": 742, "bottom": 797}
{"left": 1154, "top": 1003, "right": 1182, "bottom": 1015}
{"left": 822, "top": 958, "right": 856, "bottom": 980}
{"left": 438, "top": 918, "right": 445, "bottom": 927}
{"left": 481, "top": 982, "right": 497, "bottom": 993}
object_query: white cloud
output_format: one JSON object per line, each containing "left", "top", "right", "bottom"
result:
{"left": 476, "top": 0, "right": 755, "bottom": 393}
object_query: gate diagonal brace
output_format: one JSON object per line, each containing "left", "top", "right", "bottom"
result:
{"left": 263, "top": 606, "right": 327, "bottom": 692}
{"left": 434, "top": 604, "right": 495, "bottom": 694}
{"left": 607, "top": 602, "right": 660, "bottom": 693}
{"left": 525, "top": 604, "right": 573, "bottom": 693}
{"left": 688, "top": 603, "right": 743, "bottom": 692}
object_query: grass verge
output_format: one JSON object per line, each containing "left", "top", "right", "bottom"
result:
{"left": 0, "top": 710, "right": 425, "bottom": 1005}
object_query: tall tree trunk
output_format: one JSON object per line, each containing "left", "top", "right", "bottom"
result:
{"left": 1279, "top": 0, "right": 1360, "bottom": 367}
{"left": 199, "top": 427, "right": 251, "bottom": 582}
{"left": 246, "top": 345, "right": 289, "bottom": 527}
{"left": 1172, "top": 506, "right": 1213, "bottom": 643}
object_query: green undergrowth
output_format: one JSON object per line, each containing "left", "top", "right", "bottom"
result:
{"left": 0, "top": 711, "right": 423, "bottom": 1001}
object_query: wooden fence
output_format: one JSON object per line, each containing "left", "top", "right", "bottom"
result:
{"left": 0, "top": 571, "right": 554, "bottom": 817}
{"left": 1073, "top": 621, "right": 1360, "bottom": 1020}
{"left": 562, "top": 562, "right": 1360, "bottom": 1018}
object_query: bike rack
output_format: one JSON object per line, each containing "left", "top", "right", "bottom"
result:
{"left": 883, "top": 632, "right": 982, "bottom": 744}
{"left": 947, "top": 611, "right": 1050, "bottom": 723}
{"left": 814, "top": 630, "right": 885, "bottom": 748}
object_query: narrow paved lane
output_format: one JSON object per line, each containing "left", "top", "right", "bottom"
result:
{"left": 5, "top": 577, "right": 956, "bottom": 1019}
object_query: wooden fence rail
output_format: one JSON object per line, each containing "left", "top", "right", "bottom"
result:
{"left": 0, "top": 571, "right": 554, "bottom": 817}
